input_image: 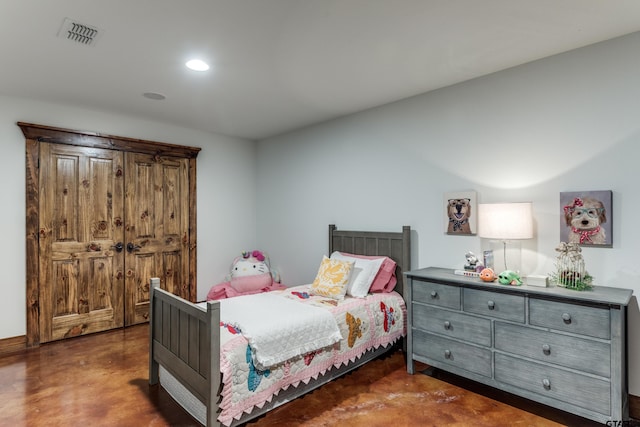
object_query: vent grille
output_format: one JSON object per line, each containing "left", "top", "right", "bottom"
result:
{"left": 57, "top": 18, "right": 102, "bottom": 46}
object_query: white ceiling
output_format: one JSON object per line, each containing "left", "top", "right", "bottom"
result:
{"left": 2, "top": 1, "right": 640, "bottom": 140}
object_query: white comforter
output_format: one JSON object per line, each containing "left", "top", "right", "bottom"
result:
{"left": 219, "top": 292, "right": 343, "bottom": 369}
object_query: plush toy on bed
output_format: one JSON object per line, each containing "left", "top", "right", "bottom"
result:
{"left": 206, "top": 250, "right": 285, "bottom": 300}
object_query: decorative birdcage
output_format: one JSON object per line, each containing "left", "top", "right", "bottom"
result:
{"left": 550, "top": 242, "right": 593, "bottom": 290}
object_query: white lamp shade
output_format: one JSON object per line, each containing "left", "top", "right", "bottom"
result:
{"left": 478, "top": 202, "right": 533, "bottom": 240}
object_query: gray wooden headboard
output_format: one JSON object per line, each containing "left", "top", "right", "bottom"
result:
{"left": 328, "top": 224, "right": 411, "bottom": 296}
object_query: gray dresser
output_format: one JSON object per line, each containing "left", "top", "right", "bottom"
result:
{"left": 404, "top": 267, "right": 633, "bottom": 424}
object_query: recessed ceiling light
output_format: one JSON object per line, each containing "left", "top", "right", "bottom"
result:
{"left": 186, "top": 59, "right": 210, "bottom": 71}
{"left": 143, "top": 92, "right": 166, "bottom": 100}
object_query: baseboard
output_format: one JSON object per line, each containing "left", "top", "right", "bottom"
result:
{"left": 631, "top": 393, "right": 640, "bottom": 420}
{"left": 0, "top": 335, "right": 27, "bottom": 356}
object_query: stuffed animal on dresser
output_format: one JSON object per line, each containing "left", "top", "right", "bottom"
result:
{"left": 497, "top": 270, "right": 522, "bottom": 286}
{"left": 206, "top": 250, "right": 285, "bottom": 300}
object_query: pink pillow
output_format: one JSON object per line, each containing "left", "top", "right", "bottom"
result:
{"left": 337, "top": 252, "right": 397, "bottom": 293}
{"left": 230, "top": 273, "right": 272, "bottom": 293}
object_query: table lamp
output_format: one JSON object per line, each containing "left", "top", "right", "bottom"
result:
{"left": 478, "top": 202, "right": 533, "bottom": 272}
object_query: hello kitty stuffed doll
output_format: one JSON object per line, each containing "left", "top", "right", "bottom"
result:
{"left": 229, "top": 250, "right": 276, "bottom": 292}
{"left": 206, "top": 250, "right": 284, "bottom": 300}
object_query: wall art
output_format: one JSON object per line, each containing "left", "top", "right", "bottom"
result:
{"left": 445, "top": 191, "right": 477, "bottom": 235}
{"left": 560, "top": 190, "right": 612, "bottom": 247}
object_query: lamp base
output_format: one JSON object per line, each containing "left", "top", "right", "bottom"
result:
{"left": 486, "top": 240, "right": 522, "bottom": 274}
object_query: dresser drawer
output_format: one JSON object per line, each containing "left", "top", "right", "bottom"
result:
{"left": 495, "top": 353, "right": 610, "bottom": 415}
{"left": 494, "top": 322, "right": 610, "bottom": 377}
{"left": 412, "top": 280, "right": 460, "bottom": 310}
{"left": 529, "top": 299, "right": 610, "bottom": 339}
{"left": 413, "top": 329, "right": 491, "bottom": 377}
{"left": 463, "top": 288, "right": 525, "bottom": 323}
{"left": 413, "top": 305, "right": 491, "bottom": 346}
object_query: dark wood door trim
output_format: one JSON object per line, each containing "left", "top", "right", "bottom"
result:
{"left": 20, "top": 122, "right": 200, "bottom": 347}
{"left": 19, "top": 122, "right": 201, "bottom": 158}
{"left": 25, "top": 137, "right": 40, "bottom": 348}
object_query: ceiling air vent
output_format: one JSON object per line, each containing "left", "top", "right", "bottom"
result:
{"left": 57, "top": 17, "right": 103, "bottom": 46}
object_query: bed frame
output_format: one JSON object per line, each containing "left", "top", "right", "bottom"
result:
{"left": 149, "top": 224, "right": 411, "bottom": 426}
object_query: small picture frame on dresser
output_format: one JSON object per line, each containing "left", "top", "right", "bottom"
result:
{"left": 445, "top": 191, "right": 477, "bottom": 235}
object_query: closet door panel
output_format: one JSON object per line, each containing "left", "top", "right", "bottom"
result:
{"left": 124, "top": 153, "right": 189, "bottom": 325}
{"left": 39, "top": 143, "right": 125, "bottom": 342}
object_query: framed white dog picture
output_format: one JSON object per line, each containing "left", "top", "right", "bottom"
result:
{"left": 560, "top": 190, "right": 612, "bottom": 247}
{"left": 445, "top": 191, "right": 477, "bottom": 235}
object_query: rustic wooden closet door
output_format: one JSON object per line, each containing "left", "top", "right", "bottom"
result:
{"left": 124, "top": 153, "right": 190, "bottom": 325}
{"left": 22, "top": 121, "right": 200, "bottom": 346}
{"left": 39, "top": 143, "right": 125, "bottom": 342}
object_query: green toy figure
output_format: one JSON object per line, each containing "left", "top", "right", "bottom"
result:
{"left": 498, "top": 270, "right": 522, "bottom": 286}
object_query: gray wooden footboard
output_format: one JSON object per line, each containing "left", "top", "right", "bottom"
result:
{"left": 149, "top": 279, "right": 221, "bottom": 427}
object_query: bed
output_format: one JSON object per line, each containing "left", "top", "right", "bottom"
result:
{"left": 149, "top": 224, "right": 411, "bottom": 426}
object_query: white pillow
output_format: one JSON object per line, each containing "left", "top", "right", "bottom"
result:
{"left": 330, "top": 251, "right": 384, "bottom": 298}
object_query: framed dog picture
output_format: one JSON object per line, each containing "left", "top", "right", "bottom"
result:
{"left": 445, "top": 191, "right": 477, "bottom": 235}
{"left": 560, "top": 190, "right": 612, "bottom": 247}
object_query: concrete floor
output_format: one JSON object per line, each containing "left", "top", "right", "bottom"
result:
{"left": 0, "top": 324, "right": 612, "bottom": 426}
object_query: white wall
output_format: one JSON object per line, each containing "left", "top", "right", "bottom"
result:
{"left": 256, "top": 33, "right": 640, "bottom": 395}
{"left": 0, "top": 95, "right": 257, "bottom": 338}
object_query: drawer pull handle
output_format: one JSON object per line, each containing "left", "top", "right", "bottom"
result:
{"left": 561, "top": 313, "right": 572, "bottom": 323}
{"left": 444, "top": 349, "right": 452, "bottom": 359}
{"left": 542, "top": 378, "right": 551, "bottom": 390}
{"left": 487, "top": 300, "right": 495, "bottom": 310}
{"left": 444, "top": 321, "right": 451, "bottom": 330}
{"left": 430, "top": 291, "right": 438, "bottom": 298}
{"left": 542, "top": 344, "right": 551, "bottom": 355}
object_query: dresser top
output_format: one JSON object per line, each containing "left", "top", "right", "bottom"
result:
{"left": 405, "top": 267, "right": 633, "bottom": 307}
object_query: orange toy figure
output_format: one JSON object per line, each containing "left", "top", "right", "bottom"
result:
{"left": 479, "top": 268, "right": 497, "bottom": 282}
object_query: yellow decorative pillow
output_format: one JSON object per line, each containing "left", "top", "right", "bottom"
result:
{"left": 310, "top": 256, "right": 354, "bottom": 300}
